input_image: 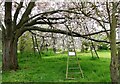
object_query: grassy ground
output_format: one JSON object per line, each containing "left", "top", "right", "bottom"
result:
{"left": 2, "top": 50, "right": 111, "bottom": 82}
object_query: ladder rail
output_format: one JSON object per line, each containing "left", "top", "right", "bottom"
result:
{"left": 84, "top": 24, "right": 99, "bottom": 59}
{"left": 65, "top": 23, "right": 84, "bottom": 79}
{"left": 66, "top": 56, "right": 69, "bottom": 79}
{"left": 65, "top": 24, "right": 76, "bottom": 53}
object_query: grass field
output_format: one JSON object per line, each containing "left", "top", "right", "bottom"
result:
{"left": 2, "top": 50, "right": 111, "bottom": 82}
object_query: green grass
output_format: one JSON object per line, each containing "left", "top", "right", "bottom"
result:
{"left": 2, "top": 50, "right": 111, "bottom": 82}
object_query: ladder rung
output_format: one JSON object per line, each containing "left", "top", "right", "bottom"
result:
{"left": 69, "top": 57, "right": 76, "bottom": 59}
{"left": 66, "top": 77, "right": 75, "bottom": 80}
{"left": 69, "top": 67, "right": 80, "bottom": 70}
{"left": 69, "top": 59, "right": 77, "bottom": 61}
{"left": 68, "top": 62, "right": 78, "bottom": 64}
{"left": 69, "top": 72, "right": 82, "bottom": 74}
{"left": 69, "top": 55, "right": 77, "bottom": 57}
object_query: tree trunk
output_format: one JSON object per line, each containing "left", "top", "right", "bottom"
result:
{"left": 53, "top": 38, "right": 56, "bottom": 53}
{"left": 2, "top": 36, "right": 19, "bottom": 71}
{"left": 118, "top": 47, "right": 120, "bottom": 83}
{"left": 2, "top": 2, "right": 19, "bottom": 71}
{"left": 52, "top": 34, "right": 56, "bottom": 53}
{"left": 110, "top": 3, "right": 119, "bottom": 83}
{"left": 62, "top": 38, "right": 65, "bottom": 53}
{"left": 110, "top": 36, "right": 119, "bottom": 82}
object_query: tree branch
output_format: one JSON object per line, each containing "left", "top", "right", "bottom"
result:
{"left": 4, "top": 1, "right": 12, "bottom": 37}
{"left": 106, "top": 2, "right": 111, "bottom": 25}
{"left": 24, "top": 17, "right": 66, "bottom": 26}
{"left": 23, "top": 26, "right": 112, "bottom": 43}
{"left": 25, "top": 20, "right": 66, "bottom": 26}
{"left": 13, "top": 0, "right": 23, "bottom": 27}
{"left": 17, "top": 1, "right": 35, "bottom": 29}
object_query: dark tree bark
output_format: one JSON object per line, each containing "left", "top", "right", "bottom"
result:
{"left": 2, "top": 2, "right": 18, "bottom": 70}
{"left": 53, "top": 38, "right": 56, "bottom": 53}
{"left": 51, "top": 33, "right": 56, "bottom": 53}
{"left": 2, "top": 37, "right": 19, "bottom": 70}
{"left": 62, "top": 38, "right": 65, "bottom": 53}
{"left": 34, "top": 35, "right": 41, "bottom": 56}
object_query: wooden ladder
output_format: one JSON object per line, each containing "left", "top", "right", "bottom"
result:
{"left": 66, "top": 28, "right": 84, "bottom": 79}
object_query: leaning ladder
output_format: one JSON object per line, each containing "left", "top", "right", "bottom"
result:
{"left": 65, "top": 25, "right": 84, "bottom": 79}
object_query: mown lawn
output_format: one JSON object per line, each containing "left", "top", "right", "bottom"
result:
{"left": 2, "top": 50, "right": 111, "bottom": 82}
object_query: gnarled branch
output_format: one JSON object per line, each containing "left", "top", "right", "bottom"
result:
{"left": 23, "top": 26, "right": 113, "bottom": 43}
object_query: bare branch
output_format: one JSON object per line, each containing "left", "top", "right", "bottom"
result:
{"left": 23, "top": 26, "right": 112, "bottom": 43}
{"left": 17, "top": 1, "right": 35, "bottom": 29}
{"left": 106, "top": 2, "right": 111, "bottom": 25}
{"left": 24, "top": 17, "right": 66, "bottom": 26}
{"left": 25, "top": 20, "right": 66, "bottom": 26}
{"left": 13, "top": 0, "right": 23, "bottom": 27}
